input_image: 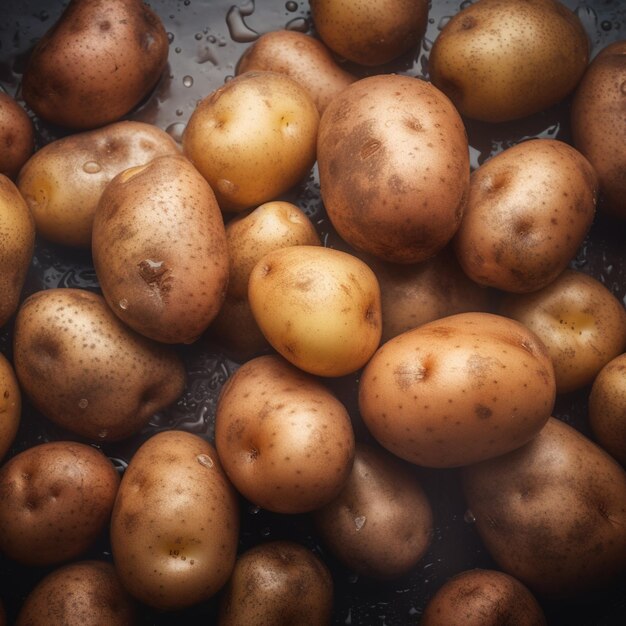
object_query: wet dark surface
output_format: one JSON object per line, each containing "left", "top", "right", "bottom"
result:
{"left": 1, "top": 0, "right": 626, "bottom": 624}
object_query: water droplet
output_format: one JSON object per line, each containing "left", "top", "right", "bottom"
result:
{"left": 575, "top": 5, "right": 598, "bottom": 30}
{"left": 249, "top": 504, "right": 261, "bottom": 514}
{"left": 354, "top": 515, "right": 366, "bottom": 531}
{"left": 182, "top": 75, "right": 194, "bottom": 87}
{"left": 197, "top": 45, "right": 218, "bottom": 65}
{"left": 39, "top": 10, "right": 49, "bottom": 21}
{"left": 82, "top": 161, "right": 101, "bottom": 174}
{"left": 285, "top": 1, "right": 298, "bottom": 11}
{"left": 438, "top": 16, "right": 452, "bottom": 30}
{"left": 286, "top": 17, "right": 308, "bottom": 32}
{"left": 78, "top": 398, "right": 89, "bottom": 409}
{"left": 98, "top": 429, "right": 108, "bottom": 439}
{"left": 208, "top": 34, "right": 216, "bottom": 43}
{"left": 194, "top": 32, "right": 203, "bottom": 40}
{"left": 260, "top": 526, "right": 271, "bottom": 537}
{"left": 460, "top": 0, "right": 474, "bottom": 9}
{"left": 167, "top": 32, "right": 174, "bottom": 43}
{"left": 226, "top": 6, "right": 259, "bottom": 43}
{"left": 601, "top": 20, "right": 613, "bottom": 31}
{"left": 118, "top": 298, "right": 129, "bottom": 310}
{"left": 464, "top": 509, "right": 476, "bottom": 524}
{"left": 175, "top": 46, "right": 182, "bottom": 53}
{"left": 347, "top": 572, "right": 359, "bottom": 584}
{"left": 166, "top": 122, "right": 186, "bottom": 143}
{"left": 184, "top": 0, "right": 191, "bottom": 6}
{"left": 196, "top": 453, "right": 214, "bottom": 468}
{"left": 175, "top": 109, "right": 183, "bottom": 117}
{"left": 217, "top": 179, "right": 237, "bottom": 195}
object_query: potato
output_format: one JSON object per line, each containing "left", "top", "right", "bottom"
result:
{"left": 0, "top": 353, "right": 20, "bottom": 461}
{"left": 92, "top": 154, "right": 229, "bottom": 344}
{"left": 454, "top": 139, "right": 597, "bottom": 293}
{"left": 13, "top": 288, "right": 185, "bottom": 441}
{"left": 310, "top": 0, "right": 428, "bottom": 66}
{"left": 313, "top": 443, "right": 432, "bottom": 579}
{"left": 0, "top": 93, "right": 34, "bottom": 179}
{"left": 15, "top": 561, "right": 137, "bottom": 626}
{"left": 463, "top": 417, "right": 626, "bottom": 596}
{"left": 421, "top": 569, "right": 547, "bottom": 626}
{"left": 248, "top": 245, "right": 381, "bottom": 377}
{"left": 236, "top": 30, "right": 355, "bottom": 113}
{"left": 588, "top": 353, "right": 626, "bottom": 465}
{"left": 429, "top": 0, "right": 589, "bottom": 122}
{"left": 111, "top": 431, "right": 239, "bottom": 610}
{"left": 317, "top": 74, "right": 469, "bottom": 264}
{"left": 217, "top": 541, "right": 333, "bottom": 625}
{"left": 183, "top": 71, "right": 319, "bottom": 212}
{"left": 22, "top": 0, "right": 168, "bottom": 129}
{"left": 0, "top": 175, "right": 35, "bottom": 328}
{"left": 17, "top": 121, "right": 179, "bottom": 247}
{"left": 359, "top": 312, "right": 555, "bottom": 467}
{"left": 571, "top": 41, "right": 626, "bottom": 219}
{"left": 215, "top": 355, "right": 355, "bottom": 513}
{"left": 0, "top": 441, "right": 119, "bottom": 566}
{"left": 500, "top": 270, "right": 626, "bottom": 393}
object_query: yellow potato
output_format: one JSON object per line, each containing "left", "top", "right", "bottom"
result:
{"left": 0, "top": 353, "right": 20, "bottom": 461}
{"left": 0, "top": 93, "right": 34, "bottom": 180}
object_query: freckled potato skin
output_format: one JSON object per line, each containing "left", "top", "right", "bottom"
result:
{"left": 217, "top": 541, "right": 333, "bottom": 626}
{"left": 0, "top": 93, "right": 34, "bottom": 180}
{"left": 429, "top": 0, "right": 589, "bottom": 122}
{"left": 18, "top": 121, "right": 179, "bottom": 247}
{"left": 500, "top": 270, "right": 626, "bottom": 393}
{"left": 15, "top": 560, "right": 138, "bottom": 626}
{"left": 310, "top": 0, "right": 428, "bottom": 66}
{"left": 421, "top": 568, "right": 547, "bottom": 626}
{"left": 314, "top": 443, "right": 433, "bottom": 579}
{"left": 0, "top": 175, "right": 35, "bottom": 328}
{"left": 318, "top": 75, "right": 469, "bottom": 264}
{"left": 248, "top": 245, "right": 381, "bottom": 377}
{"left": 0, "top": 354, "right": 20, "bottom": 461}
{"left": 92, "top": 154, "right": 229, "bottom": 344}
{"left": 359, "top": 312, "right": 555, "bottom": 468}
{"left": 110, "top": 431, "right": 239, "bottom": 610}
{"left": 22, "top": 0, "right": 168, "bottom": 129}
{"left": 571, "top": 41, "right": 626, "bottom": 219}
{"left": 454, "top": 139, "right": 597, "bottom": 293}
{"left": 215, "top": 355, "right": 355, "bottom": 513}
{"left": 0, "top": 441, "right": 119, "bottom": 567}
{"left": 462, "top": 418, "right": 626, "bottom": 596}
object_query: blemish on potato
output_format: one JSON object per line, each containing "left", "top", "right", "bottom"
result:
{"left": 475, "top": 404, "right": 493, "bottom": 420}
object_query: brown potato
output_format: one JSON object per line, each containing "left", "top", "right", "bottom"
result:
{"left": 13, "top": 288, "right": 185, "bottom": 441}
{"left": 215, "top": 355, "right": 355, "bottom": 513}
{"left": 0, "top": 93, "right": 34, "bottom": 179}
{"left": 314, "top": 443, "right": 433, "bottom": 579}
{"left": 571, "top": 40, "right": 626, "bottom": 219}
{"left": 463, "top": 417, "right": 626, "bottom": 596}
{"left": 421, "top": 569, "right": 547, "bottom": 626}
{"left": 454, "top": 139, "right": 597, "bottom": 293}
{"left": 0, "top": 353, "right": 20, "bottom": 461}
{"left": 17, "top": 121, "right": 179, "bottom": 247}
{"left": 318, "top": 74, "right": 469, "bottom": 264}
{"left": 111, "top": 431, "right": 239, "bottom": 610}
{"left": 359, "top": 312, "right": 555, "bottom": 467}
{"left": 217, "top": 541, "right": 333, "bottom": 626}
{"left": 92, "top": 154, "right": 229, "bottom": 344}
{"left": 429, "top": 0, "right": 589, "bottom": 122}
{"left": 0, "top": 441, "right": 119, "bottom": 566}
{"left": 500, "top": 270, "right": 626, "bottom": 393}
{"left": 22, "top": 0, "right": 169, "bottom": 129}
{"left": 15, "top": 561, "right": 137, "bottom": 626}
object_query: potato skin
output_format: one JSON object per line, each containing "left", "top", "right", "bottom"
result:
{"left": 217, "top": 541, "right": 333, "bottom": 626}
{"left": 571, "top": 41, "right": 626, "bottom": 219}
{"left": 318, "top": 74, "right": 469, "bottom": 264}
{"left": 22, "top": 0, "right": 168, "bottom": 129}
{"left": 429, "top": 0, "right": 589, "bottom": 122}
{"left": 0, "top": 353, "right": 20, "bottom": 461}
{"left": 421, "top": 569, "right": 547, "bottom": 626}
{"left": 455, "top": 139, "right": 597, "bottom": 293}
{"left": 359, "top": 312, "right": 555, "bottom": 467}
{"left": 13, "top": 288, "right": 185, "bottom": 441}
{"left": 463, "top": 417, "right": 626, "bottom": 596}
{"left": 0, "top": 441, "right": 119, "bottom": 567}
{"left": 215, "top": 355, "right": 355, "bottom": 513}
{"left": 18, "top": 121, "right": 179, "bottom": 247}
{"left": 15, "top": 560, "right": 138, "bottom": 626}
{"left": 0, "top": 93, "right": 34, "bottom": 180}
{"left": 111, "top": 431, "right": 239, "bottom": 610}
{"left": 92, "top": 154, "right": 229, "bottom": 344}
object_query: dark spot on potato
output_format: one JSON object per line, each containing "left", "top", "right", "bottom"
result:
{"left": 460, "top": 15, "right": 477, "bottom": 29}
{"left": 475, "top": 404, "right": 493, "bottom": 419}
{"left": 99, "top": 20, "right": 111, "bottom": 31}
{"left": 359, "top": 138, "right": 382, "bottom": 160}
{"left": 394, "top": 362, "right": 428, "bottom": 390}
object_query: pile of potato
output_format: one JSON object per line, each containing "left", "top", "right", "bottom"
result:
{"left": 0, "top": 0, "right": 625, "bottom": 624}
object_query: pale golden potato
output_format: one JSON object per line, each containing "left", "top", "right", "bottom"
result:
{"left": 0, "top": 353, "right": 20, "bottom": 461}
{"left": 248, "top": 245, "right": 381, "bottom": 377}
{"left": 18, "top": 121, "right": 179, "bottom": 247}
{"left": 500, "top": 270, "right": 626, "bottom": 393}
{"left": 183, "top": 71, "right": 319, "bottom": 212}
{"left": 455, "top": 139, "right": 597, "bottom": 293}
{"left": 0, "top": 93, "right": 34, "bottom": 179}
{"left": 111, "top": 431, "right": 239, "bottom": 610}
{"left": 429, "top": 0, "right": 589, "bottom": 122}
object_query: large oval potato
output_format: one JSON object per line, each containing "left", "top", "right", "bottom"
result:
{"left": 318, "top": 74, "right": 469, "bottom": 263}
{"left": 92, "top": 154, "right": 229, "bottom": 344}
{"left": 0, "top": 441, "right": 119, "bottom": 566}
{"left": 111, "top": 431, "right": 239, "bottom": 610}
{"left": 359, "top": 312, "right": 555, "bottom": 467}
{"left": 463, "top": 417, "right": 626, "bottom": 596}
{"left": 0, "top": 354, "right": 20, "bottom": 461}
{"left": 0, "top": 93, "right": 34, "bottom": 179}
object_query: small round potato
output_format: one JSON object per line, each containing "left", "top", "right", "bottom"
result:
{"left": 217, "top": 541, "right": 333, "bottom": 626}
{"left": 0, "top": 353, "right": 20, "bottom": 461}
{"left": 183, "top": 71, "right": 319, "bottom": 212}
{"left": 0, "top": 93, "right": 34, "bottom": 179}
{"left": 15, "top": 561, "right": 138, "bottom": 626}
{"left": 500, "top": 270, "right": 626, "bottom": 393}
{"left": 0, "top": 441, "right": 119, "bottom": 567}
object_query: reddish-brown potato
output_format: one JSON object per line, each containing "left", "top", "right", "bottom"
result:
{"left": 0, "top": 353, "right": 20, "bottom": 461}
{"left": 0, "top": 93, "right": 34, "bottom": 179}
